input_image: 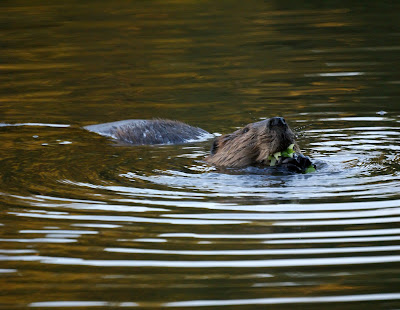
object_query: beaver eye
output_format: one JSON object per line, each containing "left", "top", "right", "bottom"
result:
{"left": 242, "top": 127, "right": 249, "bottom": 133}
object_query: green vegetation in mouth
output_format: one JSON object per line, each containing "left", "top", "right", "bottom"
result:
{"left": 268, "top": 144, "right": 295, "bottom": 166}
{"left": 267, "top": 144, "right": 316, "bottom": 173}
{"left": 281, "top": 143, "right": 295, "bottom": 158}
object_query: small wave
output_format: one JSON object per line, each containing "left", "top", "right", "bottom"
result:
{"left": 0, "top": 122, "right": 70, "bottom": 128}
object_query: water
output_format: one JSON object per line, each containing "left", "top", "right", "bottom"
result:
{"left": 1, "top": 0, "right": 400, "bottom": 309}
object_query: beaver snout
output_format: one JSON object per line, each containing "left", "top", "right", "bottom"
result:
{"left": 268, "top": 117, "right": 287, "bottom": 129}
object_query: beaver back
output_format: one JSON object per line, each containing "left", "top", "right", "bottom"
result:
{"left": 84, "top": 119, "right": 211, "bottom": 145}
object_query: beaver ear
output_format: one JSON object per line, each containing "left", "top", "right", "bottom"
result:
{"left": 210, "top": 137, "right": 220, "bottom": 154}
{"left": 210, "top": 134, "right": 233, "bottom": 154}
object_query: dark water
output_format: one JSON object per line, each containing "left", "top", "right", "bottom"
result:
{"left": 1, "top": 0, "right": 400, "bottom": 309}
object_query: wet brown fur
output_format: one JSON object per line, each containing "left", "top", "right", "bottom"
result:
{"left": 205, "top": 118, "right": 300, "bottom": 168}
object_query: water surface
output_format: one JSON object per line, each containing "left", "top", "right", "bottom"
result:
{"left": 1, "top": 0, "right": 400, "bottom": 309}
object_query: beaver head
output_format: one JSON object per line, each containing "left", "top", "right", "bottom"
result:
{"left": 205, "top": 117, "right": 300, "bottom": 168}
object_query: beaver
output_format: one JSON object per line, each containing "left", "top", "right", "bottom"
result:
{"left": 205, "top": 117, "right": 297, "bottom": 167}
{"left": 84, "top": 117, "right": 314, "bottom": 173}
{"left": 204, "top": 117, "right": 313, "bottom": 173}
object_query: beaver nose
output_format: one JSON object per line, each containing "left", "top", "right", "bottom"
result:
{"left": 269, "top": 117, "right": 287, "bottom": 128}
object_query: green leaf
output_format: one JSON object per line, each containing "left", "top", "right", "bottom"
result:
{"left": 304, "top": 165, "right": 316, "bottom": 173}
{"left": 270, "top": 157, "right": 277, "bottom": 166}
{"left": 274, "top": 152, "right": 281, "bottom": 160}
{"left": 281, "top": 144, "right": 295, "bottom": 158}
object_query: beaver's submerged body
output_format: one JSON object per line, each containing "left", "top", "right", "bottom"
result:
{"left": 85, "top": 117, "right": 313, "bottom": 172}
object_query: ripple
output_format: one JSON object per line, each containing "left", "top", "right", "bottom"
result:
{"left": 304, "top": 72, "right": 365, "bottom": 77}
{"left": 162, "top": 208, "right": 400, "bottom": 220}
{"left": 29, "top": 301, "right": 111, "bottom": 308}
{"left": 164, "top": 293, "right": 400, "bottom": 307}
{"left": 0, "top": 122, "right": 70, "bottom": 128}
{"left": 0, "top": 269, "right": 17, "bottom": 273}
{"left": 105, "top": 245, "right": 400, "bottom": 256}
{"left": 160, "top": 227, "right": 400, "bottom": 239}
{"left": 3, "top": 254, "right": 400, "bottom": 268}
{"left": 0, "top": 238, "right": 76, "bottom": 243}
{"left": 8, "top": 211, "right": 248, "bottom": 225}
{"left": 26, "top": 293, "right": 400, "bottom": 308}
{"left": 276, "top": 216, "right": 400, "bottom": 226}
